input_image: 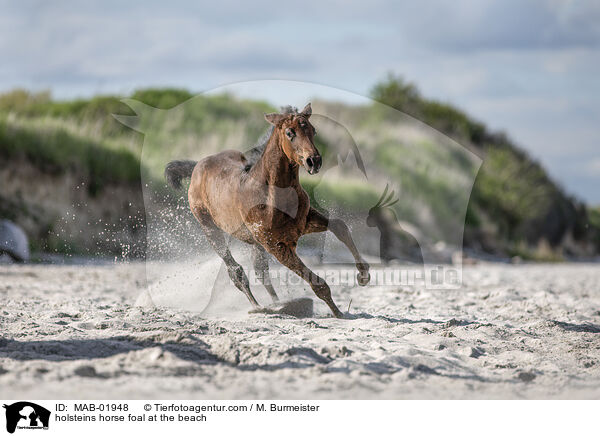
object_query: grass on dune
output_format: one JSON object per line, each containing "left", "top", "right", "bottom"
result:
{"left": 1, "top": 85, "right": 598, "bottom": 257}
{"left": 0, "top": 117, "right": 141, "bottom": 196}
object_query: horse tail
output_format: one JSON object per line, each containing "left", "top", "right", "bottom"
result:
{"left": 164, "top": 160, "right": 197, "bottom": 190}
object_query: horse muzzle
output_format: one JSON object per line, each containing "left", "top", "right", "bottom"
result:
{"left": 304, "top": 155, "right": 322, "bottom": 175}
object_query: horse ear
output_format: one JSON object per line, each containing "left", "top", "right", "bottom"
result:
{"left": 300, "top": 103, "right": 312, "bottom": 118}
{"left": 264, "top": 112, "right": 286, "bottom": 126}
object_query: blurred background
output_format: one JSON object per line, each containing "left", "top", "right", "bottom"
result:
{"left": 1, "top": 0, "right": 599, "bottom": 263}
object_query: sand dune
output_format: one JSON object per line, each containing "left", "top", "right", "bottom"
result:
{"left": 1, "top": 261, "right": 599, "bottom": 399}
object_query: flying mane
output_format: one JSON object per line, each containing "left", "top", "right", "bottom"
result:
{"left": 243, "top": 105, "right": 298, "bottom": 168}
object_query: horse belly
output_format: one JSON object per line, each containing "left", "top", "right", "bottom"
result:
{"left": 206, "top": 184, "right": 246, "bottom": 233}
{"left": 193, "top": 155, "right": 252, "bottom": 241}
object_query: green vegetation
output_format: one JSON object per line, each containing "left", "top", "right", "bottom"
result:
{"left": 0, "top": 88, "right": 275, "bottom": 184}
{"left": 130, "top": 88, "right": 194, "bottom": 109}
{"left": 0, "top": 117, "right": 141, "bottom": 195}
{"left": 371, "top": 73, "right": 486, "bottom": 144}
{"left": 589, "top": 207, "right": 600, "bottom": 229}
{"left": 473, "top": 147, "right": 554, "bottom": 239}
{"left": 370, "top": 74, "right": 597, "bottom": 257}
{"left": 373, "top": 138, "right": 474, "bottom": 236}
{"left": 507, "top": 239, "right": 564, "bottom": 262}
{"left": 589, "top": 207, "right": 600, "bottom": 247}
{"left": 0, "top": 83, "right": 597, "bottom": 258}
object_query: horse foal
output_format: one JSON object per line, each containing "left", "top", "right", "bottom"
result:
{"left": 165, "top": 103, "right": 370, "bottom": 318}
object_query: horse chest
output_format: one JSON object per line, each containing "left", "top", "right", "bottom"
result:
{"left": 245, "top": 187, "right": 309, "bottom": 244}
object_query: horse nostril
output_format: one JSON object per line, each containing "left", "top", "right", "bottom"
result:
{"left": 306, "top": 157, "right": 314, "bottom": 168}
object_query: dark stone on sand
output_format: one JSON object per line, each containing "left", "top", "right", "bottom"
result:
{"left": 414, "top": 364, "right": 439, "bottom": 375}
{"left": 286, "top": 347, "right": 331, "bottom": 364}
{"left": 74, "top": 365, "right": 103, "bottom": 378}
{"left": 0, "top": 220, "right": 29, "bottom": 262}
{"left": 249, "top": 298, "right": 314, "bottom": 318}
{"left": 469, "top": 346, "right": 485, "bottom": 358}
{"left": 517, "top": 371, "right": 536, "bottom": 382}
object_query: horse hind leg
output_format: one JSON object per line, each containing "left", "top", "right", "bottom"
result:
{"left": 252, "top": 244, "right": 279, "bottom": 303}
{"left": 195, "top": 212, "right": 260, "bottom": 308}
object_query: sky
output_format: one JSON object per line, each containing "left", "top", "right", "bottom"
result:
{"left": 1, "top": 0, "right": 599, "bottom": 204}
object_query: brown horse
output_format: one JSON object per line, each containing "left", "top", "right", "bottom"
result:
{"left": 165, "top": 103, "right": 370, "bottom": 318}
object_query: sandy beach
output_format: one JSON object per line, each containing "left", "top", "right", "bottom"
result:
{"left": 1, "top": 261, "right": 599, "bottom": 399}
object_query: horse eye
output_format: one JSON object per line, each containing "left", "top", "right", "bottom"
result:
{"left": 286, "top": 129, "right": 295, "bottom": 139}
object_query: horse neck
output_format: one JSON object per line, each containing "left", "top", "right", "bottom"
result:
{"left": 252, "top": 129, "right": 299, "bottom": 187}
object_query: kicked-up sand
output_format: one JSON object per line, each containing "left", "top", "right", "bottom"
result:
{"left": 1, "top": 260, "right": 599, "bottom": 399}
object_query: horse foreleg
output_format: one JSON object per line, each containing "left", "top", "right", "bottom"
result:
{"left": 252, "top": 244, "right": 279, "bottom": 303}
{"left": 195, "top": 212, "right": 260, "bottom": 308}
{"left": 304, "top": 208, "right": 370, "bottom": 286}
{"left": 266, "top": 242, "right": 344, "bottom": 318}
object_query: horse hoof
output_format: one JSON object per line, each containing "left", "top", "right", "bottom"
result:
{"left": 357, "top": 272, "right": 370, "bottom": 286}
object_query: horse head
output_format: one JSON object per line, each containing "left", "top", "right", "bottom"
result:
{"left": 264, "top": 103, "right": 322, "bottom": 174}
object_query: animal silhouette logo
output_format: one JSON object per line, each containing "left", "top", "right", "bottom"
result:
{"left": 367, "top": 183, "right": 399, "bottom": 223}
{"left": 367, "top": 184, "right": 423, "bottom": 264}
{"left": 115, "top": 81, "right": 482, "bottom": 307}
{"left": 2, "top": 402, "right": 50, "bottom": 434}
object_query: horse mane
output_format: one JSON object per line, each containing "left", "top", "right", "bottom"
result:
{"left": 243, "top": 105, "right": 298, "bottom": 168}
